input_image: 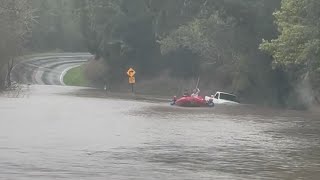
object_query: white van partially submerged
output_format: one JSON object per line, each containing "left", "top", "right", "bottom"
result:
{"left": 205, "top": 91, "right": 240, "bottom": 105}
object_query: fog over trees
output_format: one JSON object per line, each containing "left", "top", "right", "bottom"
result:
{"left": 0, "top": 0, "right": 319, "bottom": 107}
{"left": 0, "top": 0, "right": 34, "bottom": 89}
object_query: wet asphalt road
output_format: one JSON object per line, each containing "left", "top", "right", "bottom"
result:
{"left": 12, "top": 53, "right": 92, "bottom": 85}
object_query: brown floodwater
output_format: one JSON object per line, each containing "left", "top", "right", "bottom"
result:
{"left": 0, "top": 85, "right": 319, "bottom": 179}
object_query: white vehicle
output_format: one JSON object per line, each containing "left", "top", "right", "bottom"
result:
{"left": 205, "top": 91, "right": 240, "bottom": 105}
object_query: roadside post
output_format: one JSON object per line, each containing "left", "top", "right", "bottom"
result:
{"left": 127, "top": 68, "right": 136, "bottom": 93}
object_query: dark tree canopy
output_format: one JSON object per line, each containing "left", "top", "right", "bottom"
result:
{"left": 2, "top": 0, "right": 319, "bottom": 107}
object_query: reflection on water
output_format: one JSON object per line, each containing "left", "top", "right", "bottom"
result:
{"left": 0, "top": 86, "right": 319, "bottom": 179}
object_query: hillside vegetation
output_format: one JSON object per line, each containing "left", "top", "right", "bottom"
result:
{"left": 1, "top": 0, "right": 319, "bottom": 108}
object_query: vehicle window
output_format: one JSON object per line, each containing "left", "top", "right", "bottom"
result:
{"left": 220, "top": 93, "right": 237, "bottom": 102}
{"left": 214, "top": 93, "right": 219, "bottom": 99}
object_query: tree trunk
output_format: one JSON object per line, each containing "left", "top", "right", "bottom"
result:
{"left": 6, "top": 58, "right": 14, "bottom": 88}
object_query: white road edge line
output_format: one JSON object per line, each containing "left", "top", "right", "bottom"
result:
{"left": 60, "top": 65, "right": 82, "bottom": 86}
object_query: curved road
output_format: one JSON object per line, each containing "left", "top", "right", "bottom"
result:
{"left": 12, "top": 53, "right": 93, "bottom": 85}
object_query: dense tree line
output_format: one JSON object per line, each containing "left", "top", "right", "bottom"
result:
{"left": 0, "top": 0, "right": 34, "bottom": 89}
{"left": 1, "top": 0, "right": 319, "bottom": 107}
{"left": 260, "top": 0, "right": 320, "bottom": 105}
{"left": 29, "top": 0, "right": 85, "bottom": 51}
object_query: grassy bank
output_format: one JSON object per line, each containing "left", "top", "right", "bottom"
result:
{"left": 63, "top": 66, "right": 88, "bottom": 86}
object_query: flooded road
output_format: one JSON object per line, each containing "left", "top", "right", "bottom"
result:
{"left": 0, "top": 86, "right": 320, "bottom": 179}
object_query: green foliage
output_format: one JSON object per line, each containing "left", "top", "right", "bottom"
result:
{"left": 260, "top": 0, "right": 320, "bottom": 104}
{"left": 260, "top": 0, "right": 320, "bottom": 70}
{"left": 73, "top": 0, "right": 289, "bottom": 105}
{"left": 29, "top": 0, "right": 85, "bottom": 51}
{"left": 19, "top": 0, "right": 320, "bottom": 106}
{"left": 77, "top": 0, "right": 161, "bottom": 80}
{"left": 159, "top": 0, "right": 283, "bottom": 103}
{"left": 63, "top": 66, "right": 88, "bottom": 86}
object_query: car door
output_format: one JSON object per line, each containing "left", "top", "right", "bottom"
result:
{"left": 213, "top": 93, "right": 220, "bottom": 104}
